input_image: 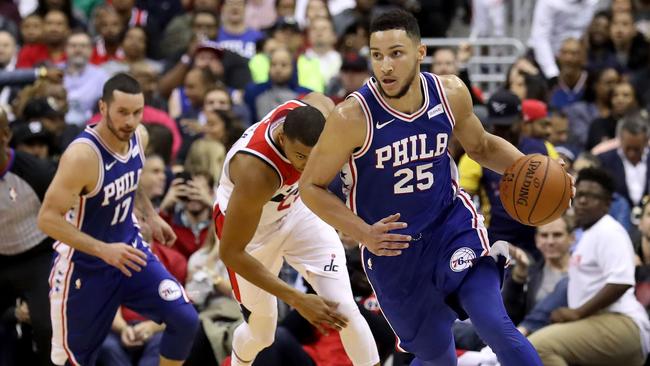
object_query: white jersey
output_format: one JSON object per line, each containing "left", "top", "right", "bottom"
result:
{"left": 215, "top": 100, "right": 306, "bottom": 227}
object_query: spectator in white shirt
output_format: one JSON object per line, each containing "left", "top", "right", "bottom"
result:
{"left": 304, "top": 16, "right": 341, "bottom": 86}
{"left": 529, "top": 167, "right": 650, "bottom": 366}
{"left": 528, "top": 0, "right": 601, "bottom": 80}
{"left": 63, "top": 31, "right": 108, "bottom": 126}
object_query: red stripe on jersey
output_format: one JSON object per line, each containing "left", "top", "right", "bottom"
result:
{"left": 245, "top": 101, "right": 304, "bottom": 186}
{"left": 213, "top": 207, "right": 242, "bottom": 302}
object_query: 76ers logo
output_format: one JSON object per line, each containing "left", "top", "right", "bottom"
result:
{"left": 450, "top": 247, "right": 476, "bottom": 272}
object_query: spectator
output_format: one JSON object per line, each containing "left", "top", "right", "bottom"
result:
{"left": 503, "top": 217, "right": 573, "bottom": 326}
{"left": 548, "top": 108, "right": 570, "bottom": 147}
{"left": 332, "top": 0, "right": 378, "bottom": 37}
{"left": 244, "top": 46, "right": 313, "bottom": 120}
{"left": 171, "top": 66, "right": 218, "bottom": 122}
{"left": 90, "top": 5, "right": 125, "bottom": 65}
{"left": 245, "top": 0, "right": 277, "bottom": 30}
{"left": 470, "top": 0, "right": 505, "bottom": 38}
{"left": 101, "top": 26, "right": 163, "bottom": 76}
{"left": 326, "top": 52, "right": 369, "bottom": 104}
{"left": 139, "top": 153, "right": 167, "bottom": 208}
{"left": 521, "top": 99, "right": 554, "bottom": 141}
{"left": 129, "top": 60, "right": 167, "bottom": 110}
{"left": 161, "top": 2, "right": 220, "bottom": 59}
{"left": 529, "top": 167, "right": 650, "bottom": 366}
{"left": 431, "top": 45, "right": 482, "bottom": 105}
{"left": 611, "top": 11, "right": 650, "bottom": 73}
{"left": 304, "top": 16, "right": 341, "bottom": 86}
{"left": 0, "top": 107, "right": 56, "bottom": 366}
{"left": 528, "top": 0, "right": 600, "bottom": 80}
{"left": 585, "top": 10, "right": 619, "bottom": 73}
{"left": 63, "top": 31, "right": 109, "bottom": 126}
{"left": 217, "top": 0, "right": 263, "bottom": 59}
{"left": 301, "top": 0, "right": 332, "bottom": 27}
{"left": 110, "top": 0, "right": 161, "bottom": 58}
{"left": 9, "top": 120, "right": 55, "bottom": 160}
{"left": 597, "top": 114, "right": 650, "bottom": 212}
{"left": 587, "top": 80, "right": 641, "bottom": 149}
{"left": 159, "top": 171, "right": 214, "bottom": 260}
{"left": 35, "top": 0, "right": 85, "bottom": 30}
{"left": 16, "top": 9, "right": 70, "bottom": 68}
{"left": 184, "top": 138, "right": 227, "bottom": 186}
{"left": 549, "top": 38, "right": 588, "bottom": 109}
{"left": 564, "top": 66, "right": 621, "bottom": 150}
{"left": 19, "top": 13, "right": 43, "bottom": 45}
{"left": 275, "top": 0, "right": 297, "bottom": 19}
{"left": 505, "top": 57, "right": 548, "bottom": 102}
{"left": 22, "top": 95, "right": 81, "bottom": 154}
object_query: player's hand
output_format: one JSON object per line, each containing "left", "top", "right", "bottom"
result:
{"left": 100, "top": 243, "right": 148, "bottom": 277}
{"left": 121, "top": 325, "right": 143, "bottom": 347}
{"left": 147, "top": 214, "right": 177, "bottom": 247}
{"left": 292, "top": 293, "right": 348, "bottom": 335}
{"left": 550, "top": 307, "right": 582, "bottom": 323}
{"left": 557, "top": 158, "right": 576, "bottom": 200}
{"left": 14, "top": 299, "right": 30, "bottom": 324}
{"left": 362, "top": 213, "right": 411, "bottom": 256}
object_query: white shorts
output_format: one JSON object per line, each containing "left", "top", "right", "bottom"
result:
{"left": 224, "top": 200, "right": 351, "bottom": 314}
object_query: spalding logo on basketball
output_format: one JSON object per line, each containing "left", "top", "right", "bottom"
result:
{"left": 499, "top": 154, "right": 572, "bottom": 226}
{"left": 158, "top": 279, "right": 182, "bottom": 301}
{"left": 450, "top": 247, "right": 476, "bottom": 272}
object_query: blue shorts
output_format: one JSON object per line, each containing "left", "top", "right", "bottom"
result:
{"left": 49, "top": 238, "right": 191, "bottom": 366}
{"left": 361, "top": 195, "right": 494, "bottom": 358}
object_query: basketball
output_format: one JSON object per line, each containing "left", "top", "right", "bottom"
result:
{"left": 499, "top": 154, "right": 572, "bottom": 226}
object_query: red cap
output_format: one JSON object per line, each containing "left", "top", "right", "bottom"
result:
{"left": 522, "top": 99, "right": 548, "bottom": 123}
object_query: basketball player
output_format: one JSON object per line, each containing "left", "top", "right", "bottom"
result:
{"left": 300, "top": 10, "right": 544, "bottom": 366}
{"left": 37, "top": 74, "right": 199, "bottom": 366}
{"left": 215, "top": 93, "right": 380, "bottom": 366}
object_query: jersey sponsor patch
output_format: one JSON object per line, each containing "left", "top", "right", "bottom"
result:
{"left": 158, "top": 279, "right": 182, "bottom": 301}
{"left": 427, "top": 104, "right": 444, "bottom": 119}
{"left": 450, "top": 247, "right": 476, "bottom": 272}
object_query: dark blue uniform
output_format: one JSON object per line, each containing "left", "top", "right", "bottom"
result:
{"left": 342, "top": 73, "right": 542, "bottom": 365}
{"left": 49, "top": 127, "right": 196, "bottom": 366}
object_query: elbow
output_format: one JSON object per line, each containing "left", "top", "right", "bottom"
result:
{"left": 298, "top": 182, "right": 317, "bottom": 208}
{"left": 218, "top": 244, "right": 237, "bottom": 268}
{"left": 36, "top": 208, "right": 49, "bottom": 235}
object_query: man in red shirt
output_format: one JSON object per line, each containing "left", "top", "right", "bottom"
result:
{"left": 16, "top": 10, "right": 69, "bottom": 68}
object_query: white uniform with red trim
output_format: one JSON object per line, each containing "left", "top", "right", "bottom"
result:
{"left": 213, "top": 100, "right": 379, "bottom": 366}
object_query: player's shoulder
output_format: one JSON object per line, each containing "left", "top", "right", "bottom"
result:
{"left": 332, "top": 96, "right": 366, "bottom": 125}
{"left": 229, "top": 153, "right": 281, "bottom": 196}
{"left": 59, "top": 141, "right": 100, "bottom": 169}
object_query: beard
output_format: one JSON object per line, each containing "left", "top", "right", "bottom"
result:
{"left": 376, "top": 62, "right": 419, "bottom": 100}
{"left": 106, "top": 111, "right": 134, "bottom": 142}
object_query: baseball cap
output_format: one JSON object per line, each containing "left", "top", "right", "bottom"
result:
{"left": 195, "top": 40, "right": 224, "bottom": 59}
{"left": 486, "top": 90, "right": 522, "bottom": 125}
{"left": 22, "top": 97, "right": 65, "bottom": 120}
{"left": 340, "top": 53, "right": 368, "bottom": 72}
{"left": 10, "top": 120, "right": 54, "bottom": 148}
{"left": 522, "top": 99, "right": 548, "bottom": 123}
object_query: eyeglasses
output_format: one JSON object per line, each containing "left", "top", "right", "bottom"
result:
{"left": 574, "top": 192, "right": 610, "bottom": 201}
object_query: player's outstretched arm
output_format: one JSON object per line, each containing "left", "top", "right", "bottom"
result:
{"left": 300, "top": 99, "right": 411, "bottom": 256}
{"left": 446, "top": 75, "right": 524, "bottom": 174}
{"left": 37, "top": 144, "right": 147, "bottom": 277}
{"left": 220, "top": 154, "right": 348, "bottom": 333}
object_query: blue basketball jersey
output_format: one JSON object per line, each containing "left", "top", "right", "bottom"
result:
{"left": 342, "top": 73, "right": 459, "bottom": 236}
{"left": 55, "top": 126, "right": 145, "bottom": 267}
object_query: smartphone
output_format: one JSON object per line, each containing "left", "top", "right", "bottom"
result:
{"left": 174, "top": 171, "right": 192, "bottom": 201}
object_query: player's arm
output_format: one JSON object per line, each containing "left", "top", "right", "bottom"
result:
{"left": 134, "top": 125, "right": 177, "bottom": 246}
{"left": 300, "top": 99, "right": 411, "bottom": 256}
{"left": 37, "top": 144, "right": 147, "bottom": 276}
{"left": 447, "top": 75, "right": 524, "bottom": 174}
{"left": 301, "top": 92, "right": 336, "bottom": 117}
{"left": 220, "top": 154, "right": 348, "bottom": 333}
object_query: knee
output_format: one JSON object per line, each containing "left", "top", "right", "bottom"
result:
{"left": 165, "top": 303, "right": 200, "bottom": 337}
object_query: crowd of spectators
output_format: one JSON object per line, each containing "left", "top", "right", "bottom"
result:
{"left": 3, "top": 0, "right": 650, "bottom": 365}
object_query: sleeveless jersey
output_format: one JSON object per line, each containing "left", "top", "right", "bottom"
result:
{"left": 215, "top": 100, "right": 304, "bottom": 226}
{"left": 54, "top": 126, "right": 145, "bottom": 267}
{"left": 342, "top": 73, "right": 461, "bottom": 236}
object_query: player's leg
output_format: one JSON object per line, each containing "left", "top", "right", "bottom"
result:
{"left": 457, "top": 257, "right": 542, "bottom": 366}
{"left": 225, "top": 238, "right": 286, "bottom": 366}
{"left": 121, "top": 250, "right": 199, "bottom": 366}
{"left": 49, "top": 248, "right": 123, "bottom": 365}
{"left": 282, "top": 202, "right": 379, "bottom": 366}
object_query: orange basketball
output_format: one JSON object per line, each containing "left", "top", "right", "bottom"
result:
{"left": 499, "top": 154, "right": 572, "bottom": 226}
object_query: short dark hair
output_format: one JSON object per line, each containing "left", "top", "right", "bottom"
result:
{"left": 102, "top": 73, "right": 142, "bottom": 103}
{"left": 369, "top": 9, "right": 420, "bottom": 41}
{"left": 576, "top": 167, "right": 615, "bottom": 199}
{"left": 283, "top": 105, "right": 325, "bottom": 146}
